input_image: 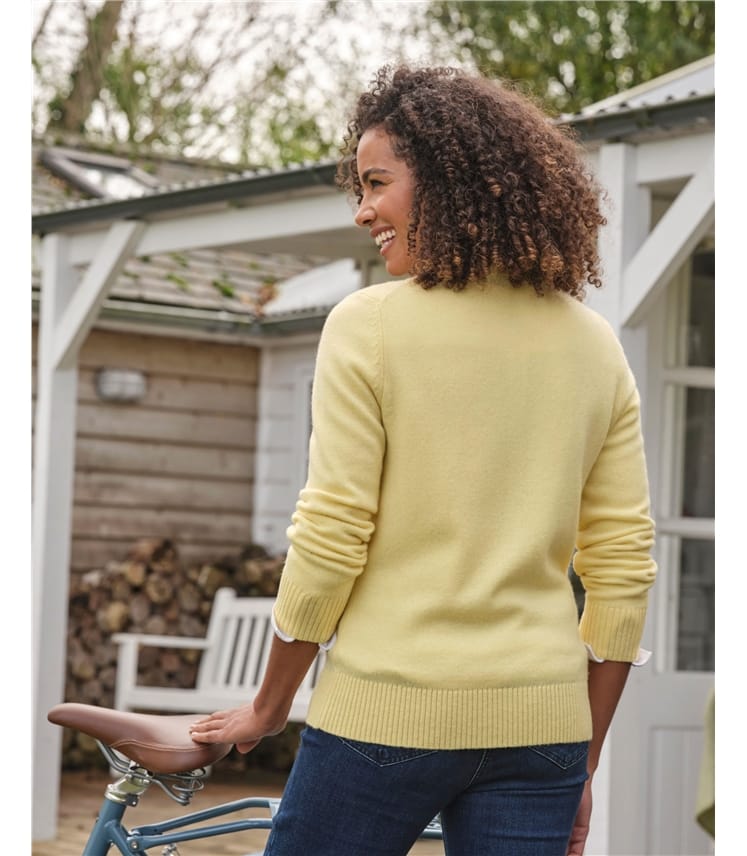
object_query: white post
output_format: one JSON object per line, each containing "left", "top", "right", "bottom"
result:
{"left": 32, "top": 220, "right": 146, "bottom": 840}
{"left": 588, "top": 142, "right": 650, "bottom": 334}
{"left": 583, "top": 142, "right": 651, "bottom": 854}
{"left": 32, "top": 233, "right": 79, "bottom": 840}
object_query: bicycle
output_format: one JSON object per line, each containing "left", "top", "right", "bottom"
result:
{"left": 47, "top": 702, "right": 444, "bottom": 855}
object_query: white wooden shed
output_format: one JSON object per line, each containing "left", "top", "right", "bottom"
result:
{"left": 32, "top": 55, "right": 715, "bottom": 854}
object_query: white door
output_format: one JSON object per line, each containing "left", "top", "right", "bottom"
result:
{"left": 608, "top": 245, "right": 715, "bottom": 855}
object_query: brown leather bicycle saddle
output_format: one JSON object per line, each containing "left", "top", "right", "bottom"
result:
{"left": 48, "top": 703, "right": 233, "bottom": 774}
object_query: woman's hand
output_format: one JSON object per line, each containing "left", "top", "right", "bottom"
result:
{"left": 567, "top": 777, "right": 592, "bottom": 855}
{"left": 189, "top": 634, "right": 319, "bottom": 753}
{"left": 189, "top": 702, "right": 286, "bottom": 754}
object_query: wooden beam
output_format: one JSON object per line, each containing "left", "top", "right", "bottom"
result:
{"left": 52, "top": 220, "right": 145, "bottom": 370}
{"left": 635, "top": 132, "right": 714, "bottom": 186}
{"left": 622, "top": 152, "right": 714, "bottom": 327}
{"left": 67, "top": 193, "right": 355, "bottom": 265}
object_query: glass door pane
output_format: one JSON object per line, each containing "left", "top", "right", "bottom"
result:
{"left": 672, "top": 248, "right": 715, "bottom": 673}
{"left": 677, "top": 537, "right": 715, "bottom": 671}
{"left": 682, "top": 387, "right": 715, "bottom": 518}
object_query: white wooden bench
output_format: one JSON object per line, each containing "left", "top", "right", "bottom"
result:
{"left": 113, "top": 588, "right": 324, "bottom": 722}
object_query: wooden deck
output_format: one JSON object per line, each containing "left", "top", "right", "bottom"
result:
{"left": 33, "top": 768, "right": 445, "bottom": 855}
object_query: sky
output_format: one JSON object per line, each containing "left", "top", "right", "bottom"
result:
{"left": 29, "top": 0, "right": 451, "bottom": 162}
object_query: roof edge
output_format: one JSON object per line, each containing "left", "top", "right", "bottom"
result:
{"left": 32, "top": 161, "right": 339, "bottom": 235}
{"left": 32, "top": 83, "right": 714, "bottom": 236}
{"left": 563, "top": 92, "right": 714, "bottom": 142}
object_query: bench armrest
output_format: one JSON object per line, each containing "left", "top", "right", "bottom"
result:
{"left": 111, "top": 633, "right": 209, "bottom": 649}
{"left": 113, "top": 634, "right": 210, "bottom": 710}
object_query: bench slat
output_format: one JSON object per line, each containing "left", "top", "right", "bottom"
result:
{"left": 113, "top": 589, "right": 324, "bottom": 720}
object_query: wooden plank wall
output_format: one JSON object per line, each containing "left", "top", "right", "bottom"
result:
{"left": 32, "top": 326, "right": 259, "bottom": 572}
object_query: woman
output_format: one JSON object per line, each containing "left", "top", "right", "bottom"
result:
{"left": 191, "top": 65, "right": 657, "bottom": 856}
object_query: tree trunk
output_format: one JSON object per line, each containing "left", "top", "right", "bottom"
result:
{"left": 54, "top": 0, "right": 124, "bottom": 133}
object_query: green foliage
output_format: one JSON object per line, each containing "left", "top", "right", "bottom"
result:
{"left": 212, "top": 278, "right": 235, "bottom": 298}
{"left": 169, "top": 252, "right": 190, "bottom": 268}
{"left": 32, "top": 0, "right": 713, "bottom": 167}
{"left": 267, "top": 110, "right": 337, "bottom": 166}
{"left": 423, "top": 1, "right": 714, "bottom": 114}
{"left": 99, "top": 43, "right": 231, "bottom": 151}
{"left": 32, "top": 0, "right": 340, "bottom": 166}
{"left": 166, "top": 272, "right": 190, "bottom": 291}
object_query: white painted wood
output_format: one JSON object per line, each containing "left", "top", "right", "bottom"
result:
{"left": 648, "top": 723, "right": 713, "bottom": 855}
{"left": 609, "top": 668, "right": 714, "bottom": 855}
{"left": 605, "top": 259, "right": 715, "bottom": 854}
{"left": 68, "top": 192, "right": 356, "bottom": 265}
{"left": 589, "top": 142, "right": 651, "bottom": 333}
{"left": 656, "top": 517, "right": 715, "bottom": 539}
{"left": 621, "top": 153, "right": 714, "bottom": 326}
{"left": 113, "top": 589, "right": 324, "bottom": 721}
{"left": 292, "top": 363, "right": 315, "bottom": 495}
{"left": 52, "top": 221, "right": 145, "bottom": 369}
{"left": 253, "top": 342, "right": 318, "bottom": 553}
{"left": 32, "top": 234, "right": 80, "bottom": 840}
{"left": 588, "top": 129, "right": 715, "bottom": 852}
{"left": 661, "top": 366, "right": 715, "bottom": 388}
{"left": 636, "top": 133, "right": 714, "bottom": 186}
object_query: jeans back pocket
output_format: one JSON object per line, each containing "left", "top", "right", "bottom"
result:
{"left": 527, "top": 740, "right": 589, "bottom": 770}
{"left": 339, "top": 736, "right": 439, "bottom": 768}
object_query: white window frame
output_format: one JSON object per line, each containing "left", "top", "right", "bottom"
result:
{"left": 40, "top": 147, "right": 161, "bottom": 199}
{"left": 655, "top": 256, "right": 715, "bottom": 673}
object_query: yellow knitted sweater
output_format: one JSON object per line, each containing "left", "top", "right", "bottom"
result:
{"left": 273, "top": 276, "right": 657, "bottom": 750}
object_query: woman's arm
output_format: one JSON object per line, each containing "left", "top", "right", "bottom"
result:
{"left": 567, "top": 659, "right": 632, "bottom": 856}
{"left": 189, "top": 635, "right": 319, "bottom": 753}
{"left": 586, "top": 659, "right": 632, "bottom": 774}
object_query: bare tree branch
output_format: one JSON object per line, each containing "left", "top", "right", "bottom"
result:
{"left": 31, "top": 0, "right": 56, "bottom": 51}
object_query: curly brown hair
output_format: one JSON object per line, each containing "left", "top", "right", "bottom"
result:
{"left": 337, "top": 65, "right": 607, "bottom": 298}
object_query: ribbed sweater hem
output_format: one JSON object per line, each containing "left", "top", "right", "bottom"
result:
{"left": 306, "top": 665, "right": 592, "bottom": 750}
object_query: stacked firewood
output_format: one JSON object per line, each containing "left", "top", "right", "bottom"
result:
{"left": 61, "top": 538, "right": 300, "bottom": 772}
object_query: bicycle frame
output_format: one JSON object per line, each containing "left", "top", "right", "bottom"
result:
{"left": 82, "top": 778, "right": 276, "bottom": 855}
{"left": 47, "top": 703, "right": 443, "bottom": 854}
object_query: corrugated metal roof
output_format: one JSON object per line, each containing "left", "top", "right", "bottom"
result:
{"left": 33, "top": 55, "right": 715, "bottom": 234}
{"left": 261, "top": 259, "right": 362, "bottom": 320}
{"left": 571, "top": 54, "right": 714, "bottom": 119}
{"left": 31, "top": 142, "right": 332, "bottom": 329}
{"left": 32, "top": 55, "right": 715, "bottom": 333}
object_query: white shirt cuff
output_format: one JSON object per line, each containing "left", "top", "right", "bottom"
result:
{"left": 585, "top": 643, "right": 652, "bottom": 666}
{"left": 271, "top": 610, "right": 336, "bottom": 651}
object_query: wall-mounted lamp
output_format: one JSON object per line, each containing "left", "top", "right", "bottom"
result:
{"left": 94, "top": 368, "right": 147, "bottom": 403}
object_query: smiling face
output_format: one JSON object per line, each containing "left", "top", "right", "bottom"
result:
{"left": 354, "top": 127, "right": 416, "bottom": 277}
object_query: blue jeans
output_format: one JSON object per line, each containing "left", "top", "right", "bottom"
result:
{"left": 264, "top": 726, "right": 589, "bottom": 855}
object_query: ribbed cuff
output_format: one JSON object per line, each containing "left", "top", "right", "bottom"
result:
{"left": 273, "top": 575, "right": 349, "bottom": 644}
{"left": 579, "top": 599, "right": 648, "bottom": 662}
